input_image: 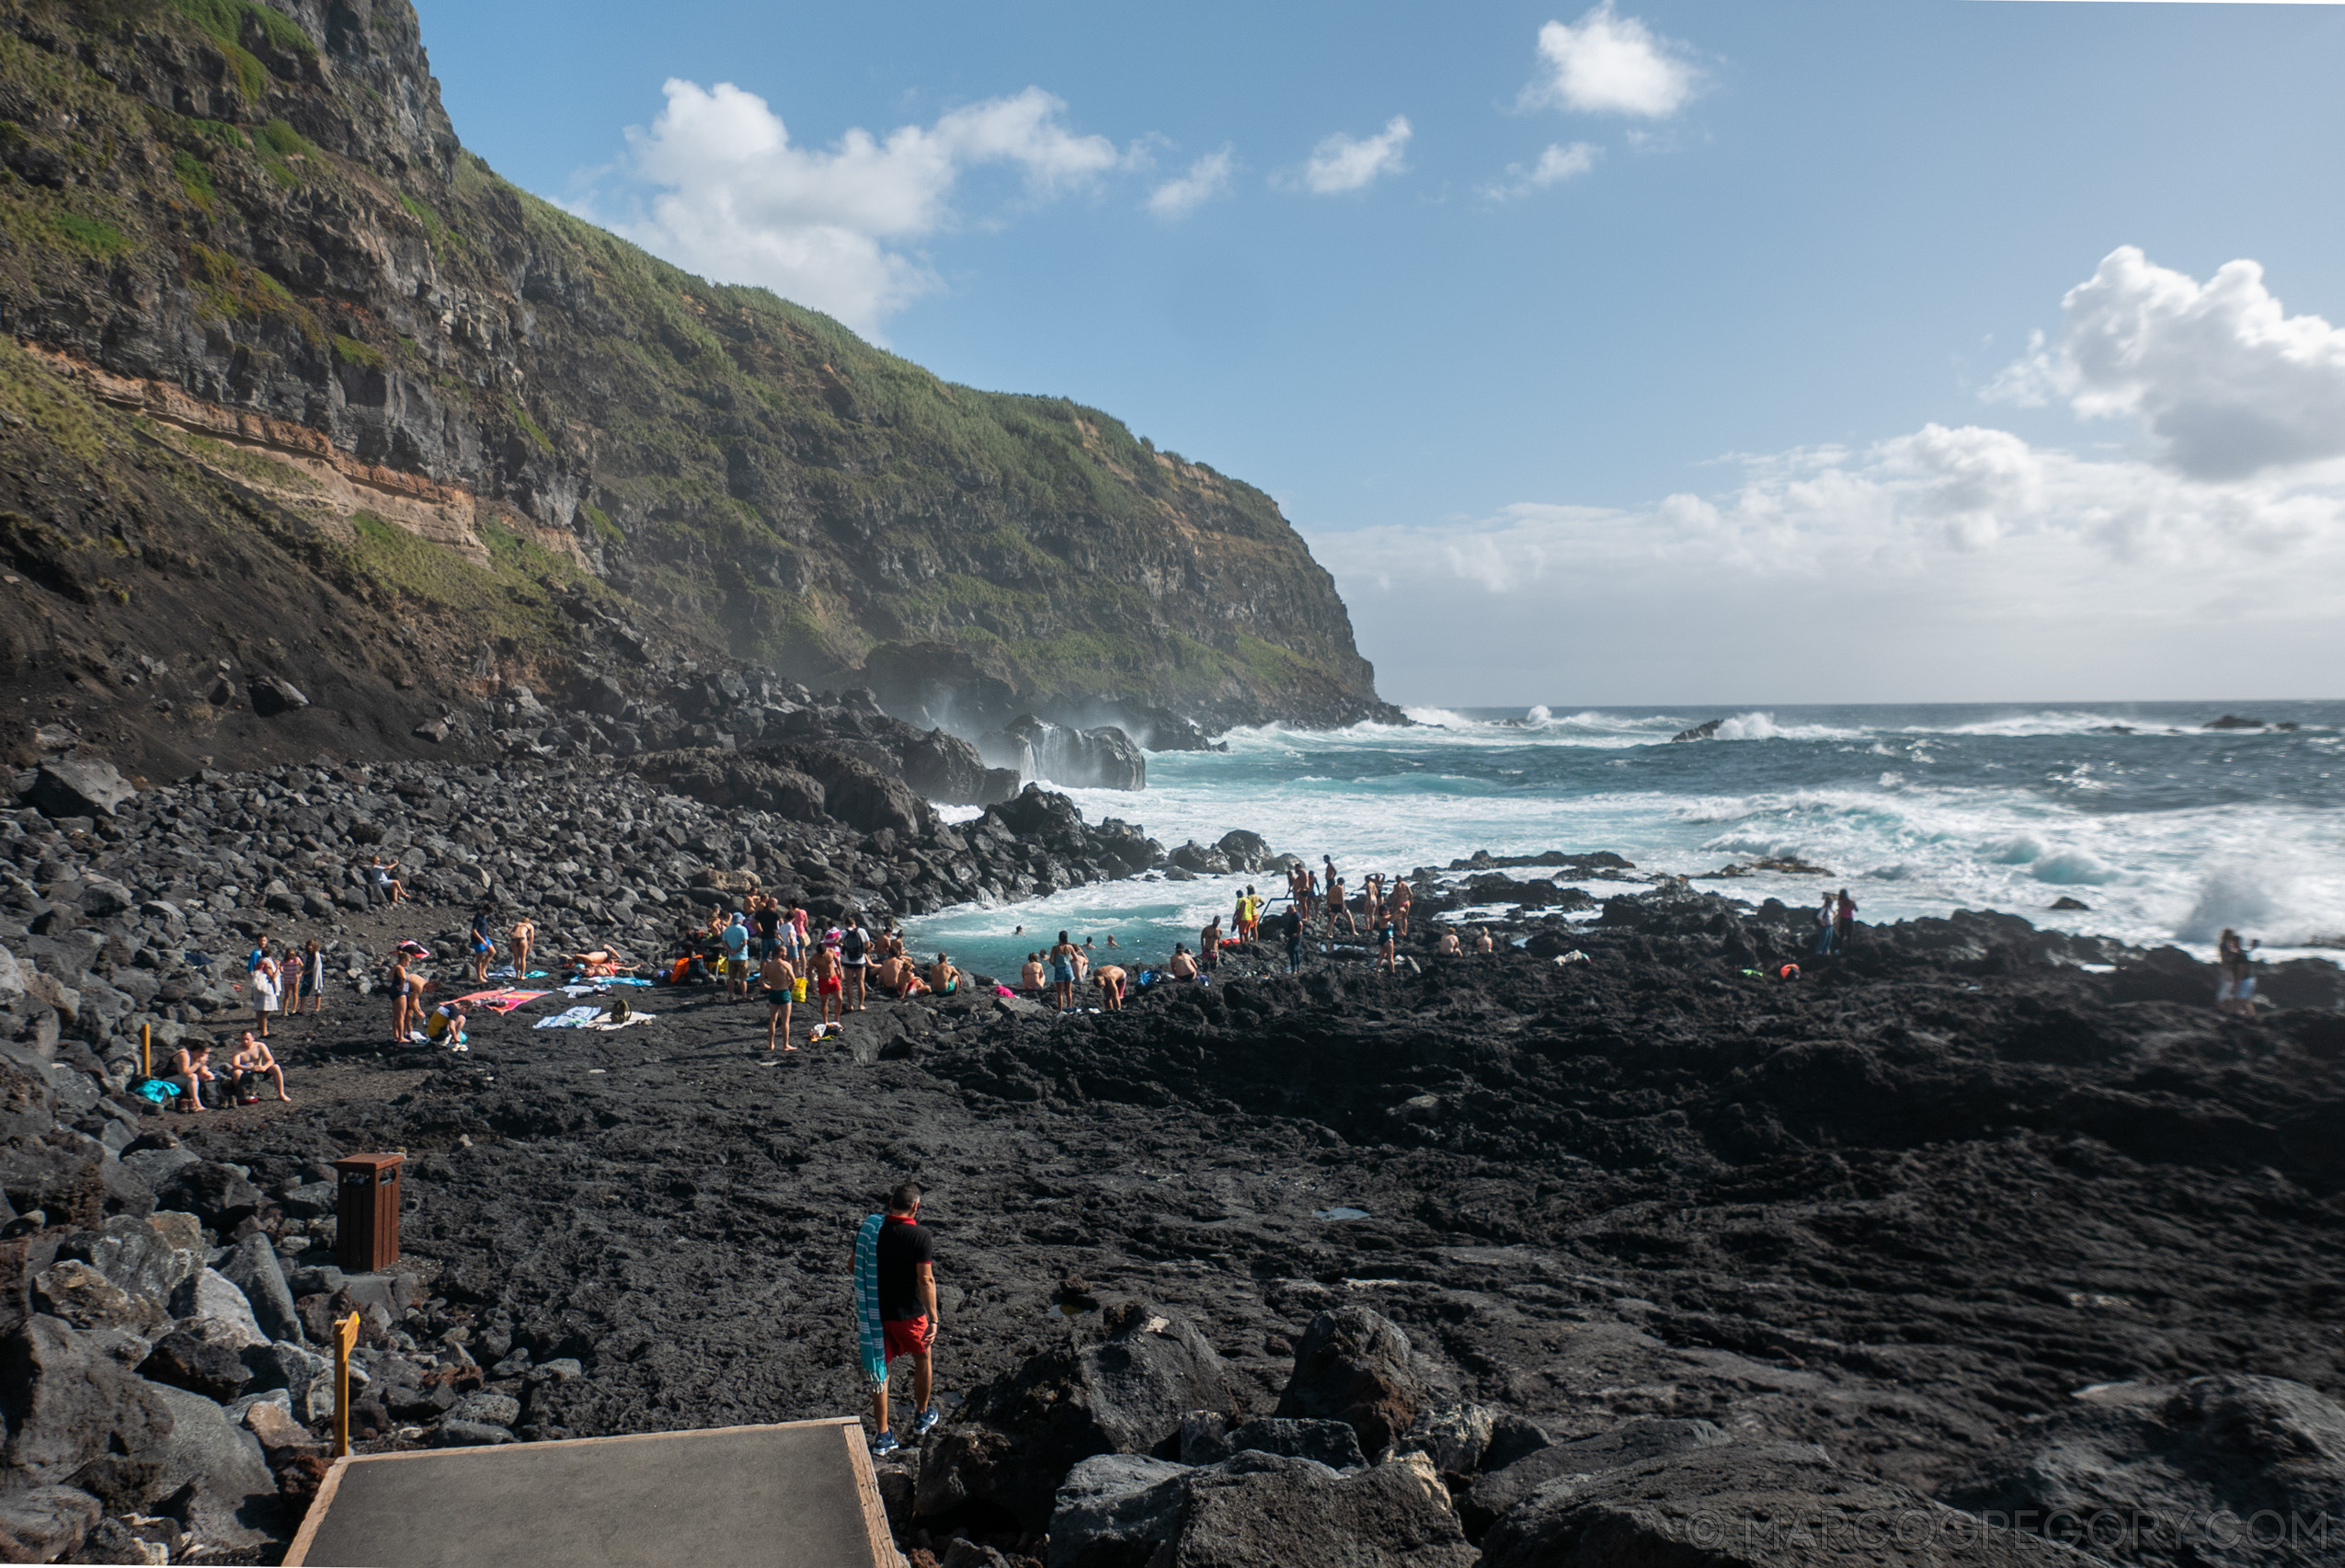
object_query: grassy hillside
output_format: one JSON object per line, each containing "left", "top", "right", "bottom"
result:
{"left": 0, "top": 0, "right": 1391, "bottom": 730}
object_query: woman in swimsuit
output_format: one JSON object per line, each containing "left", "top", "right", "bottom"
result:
{"left": 386, "top": 954, "right": 412, "bottom": 1042}
{"left": 1049, "top": 931, "right": 1080, "bottom": 1013}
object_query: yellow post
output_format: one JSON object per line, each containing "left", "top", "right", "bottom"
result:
{"left": 141, "top": 1023, "right": 150, "bottom": 1080}
{"left": 333, "top": 1312, "right": 360, "bottom": 1458}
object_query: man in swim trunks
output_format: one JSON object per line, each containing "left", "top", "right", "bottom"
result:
{"left": 760, "top": 947, "right": 798, "bottom": 1050}
{"left": 810, "top": 939, "right": 844, "bottom": 1028}
{"left": 1049, "top": 931, "right": 1080, "bottom": 1012}
{"left": 471, "top": 905, "right": 496, "bottom": 984}
{"left": 1093, "top": 963, "right": 1127, "bottom": 1010}
{"left": 927, "top": 954, "right": 960, "bottom": 996}
{"left": 230, "top": 1030, "right": 291, "bottom": 1104}
{"left": 1200, "top": 913, "right": 1223, "bottom": 970}
{"left": 1168, "top": 944, "right": 1198, "bottom": 981}
{"left": 867, "top": 1184, "right": 940, "bottom": 1455}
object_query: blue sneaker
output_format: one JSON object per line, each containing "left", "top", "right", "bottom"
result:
{"left": 913, "top": 1406, "right": 941, "bottom": 1437}
{"left": 871, "top": 1430, "right": 899, "bottom": 1456}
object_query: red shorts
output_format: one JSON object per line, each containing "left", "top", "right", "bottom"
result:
{"left": 882, "top": 1316, "right": 932, "bottom": 1361}
{"left": 818, "top": 976, "right": 842, "bottom": 997}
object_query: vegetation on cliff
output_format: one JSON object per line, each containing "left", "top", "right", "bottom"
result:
{"left": 0, "top": 0, "right": 1390, "bottom": 735}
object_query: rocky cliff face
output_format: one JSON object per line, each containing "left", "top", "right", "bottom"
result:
{"left": 0, "top": 0, "right": 1395, "bottom": 777}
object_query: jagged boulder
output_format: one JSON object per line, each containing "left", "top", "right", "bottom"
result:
{"left": 1940, "top": 1375, "right": 2345, "bottom": 1568}
{"left": 1272, "top": 1308, "right": 1428, "bottom": 1458}
{"left": 1460, "top": 1416, "right": 1727, "bottom": 1538}
{"left": 627, "top": 751, "right": 828, "bottom": 823}
{"left": 1481, "top": 1438, "right": 2090, "bottom": 1568}
{"left": 26, "top": 759, "right": 135, "bottom": 819}
{"left": 919, "top": 1300, "right": 1249, "bottom": 1530}
{"left": 1049, "top": 1450, "right": 1473, "bottom": 1568}
{"left": 0, "top": 1484, "right": 103, "bottom": 1562}
{"left": 0, "top": 1316, "right": 173, "bottom": 1483}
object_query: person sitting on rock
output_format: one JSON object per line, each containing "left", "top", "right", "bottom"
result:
{"left": 168, "top": 1039, "right": 220, "bottom": 1112}
{"left": 1168, "top": 944, "right": 1199, "bottom": 981}
{"left": 1020, "top": 953, "right": 1046, "bottom": 994}
{"left": 368, "top": 854, "right": 406, "bottom": 905}
{"left": 927, "top": 954, "right": 960, "bottom": 997}
{"left": 230, "top": 1030, "right": 291, "bottom": 1105}
{"left": 1093, "top": 963, "right": 1127, "bottom": 1010}
{"left": 1436, "top": 928, "right": 1462, "bottom": 957}
{"left": 1475, "top": 926, "right": 1495, "bottom": 955}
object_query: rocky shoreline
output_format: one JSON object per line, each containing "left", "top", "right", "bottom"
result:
{"left": 3, "top": 756, "right": 2340, "bottom": 1564}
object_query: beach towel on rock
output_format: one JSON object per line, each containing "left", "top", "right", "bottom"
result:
{"left": 854, "top": 1213, "right": 887, "bottom": 1390}
{"left": 455, "top": 989, "right": 549, "bottom": 1013}
{"left": 532, "top": 1005, "right": 602, "bottom": 1030}
{"left": 580, "top": 1013, "right": 656, "bottom": 1030}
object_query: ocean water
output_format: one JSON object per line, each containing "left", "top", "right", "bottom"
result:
{"left": 908, "top": 703, "right": 2345, "bottom": 981}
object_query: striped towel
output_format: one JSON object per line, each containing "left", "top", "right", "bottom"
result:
{"left": 853, "top": 1213, "right": 887, "bottom": 1390}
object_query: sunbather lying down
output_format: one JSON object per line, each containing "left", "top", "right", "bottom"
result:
{"left": 567, "top": 948, "right": 627, "bottom": 977}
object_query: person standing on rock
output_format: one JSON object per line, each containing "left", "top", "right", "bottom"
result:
{"left": 1391, "top": 876, "right": 1413, "bottom": 940}
{"left": 250, "top": 940, "right": 280, "bottom": 1038}
{"left": 721, "top": 914, "right": 753, "bottom": 1003}
{"left": 471, "top": 904, "right": 497, "bottom": 985}
{"left": 510, "top": 914, "right": 536, "bottom": 979}
{"left": 1814, "top": 893, "right": 1836, "bottom": 956}
{"left": 386, "top": 947, "right": 414, "bottom": 1043}
{"left": 752, "top": 896, "right": 783, "bottom": 964}
{"left": 1284, "top": 903, "right": 1307, "bottom": 973}
{"left": 810, "top": 938, "right": 845, "bottom": 1030}
{"left": 1200, "top": 912, "right": 1223, "bottom": 971}
{"left": 1834, "top": 888, "right": 1857, "bottom": 955}
{"left": 841, "top": 917, "right": 872, "bottom": 1013}
{"left": 856, "top": 1184, "right": 940, "bottom": 1456}
{"left": 760, "top": 945, "right": 798, "bottom": 1051}
{"left": 1049, "top": 931, "right": 1081, "bottom": 1011}
{"left": 297, "top": 937, "right": 326, "bottom": 1017}
{"left": 1378, "top": 910, "right": 1398, "bottom": 977}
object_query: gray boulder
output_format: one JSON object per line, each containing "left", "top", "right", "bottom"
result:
{"left": 59, "top": 1212, "right": 201, "bottom": 1309}
{"left": 1182, "top": 1416, "right": 1366, "bottom": 1471}
{"left": 0, "top": 1484, "right": 102, "bottom": 1562}
{"left": 1481, "top": 1438, "right": 2095, "bottom": 1568}
{"left": 1050, "top": 1450, "right": 1473, "bottom": 1568}
{"left": 140, "top": 1382, "right": 278, "bottom": 1551}
{"left": 27, "top": 760, "right": 135, "bottom": 819}
{"left": 919, "top": 1299, "right": 1249, "bottom": 1530}
{"left": 31, "top": 1258, "right": 166, "bottom": 1336}
{"left": 1390, "top": 1402, "right": 1496, "bottom": 1475}
{"left": 1940, "top": 1374, "right": 2345, "bottom": 1568}
{"left": 139, "top": 1324, "right": 254, "bottom": 1402}
{"left": 1461, "top": 1415, "right": 1730, "bottom": 1537}
{"left": 169, "top": 1268, "right": 268, "bottom": 1349}
{"left": 153, "top": 1162, "right": 264, "bottom": 1230}
{"left": 0, "top": 1316, "right": 174, "bottom": 1484}
{"left": 218, "top": 1232, "right": 303, "bottom": 1345}
{"left": 435, "top": 1418, "right": 515, "bottom": 1448}
{"left": 1272, "top": 1307, "right": 1428, "bottom": 1458}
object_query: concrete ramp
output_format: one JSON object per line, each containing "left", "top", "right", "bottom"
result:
{"left": 285, "top": 1417, "right": 896, "bottom": 1567}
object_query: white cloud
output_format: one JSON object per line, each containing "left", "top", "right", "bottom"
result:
{"left": 1485, "top": 141, "right": 1601, "bottom": 199}
{"left": 1315, "top": 427, "right": 2345, "bottom": 701}
{"left": 1297, "top": 116, "right": 1413, "bottom": 195}
{"left": 1527, "top": 5, "right": 1701, "bottom": 120}
{"left": 1146, "top": 149, "right": 1235, "bottom": 220}
{"left": 1987, "top": 246, "right": 2345, "bottom": 481}
{"left": 580, "top": 79, "right": 1123, "bottom": 337}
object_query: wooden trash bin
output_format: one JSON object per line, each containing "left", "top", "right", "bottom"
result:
{"left": 334, "top": 1152, "right": 405, "bottom": 1273}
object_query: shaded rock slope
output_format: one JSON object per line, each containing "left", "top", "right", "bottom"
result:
{"left": 0, "top": 0, "right": 1395, "bottom": 784}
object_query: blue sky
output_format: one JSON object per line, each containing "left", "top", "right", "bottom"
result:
{"left": 414, "top": 1, "right": 2345, "bottom": 704}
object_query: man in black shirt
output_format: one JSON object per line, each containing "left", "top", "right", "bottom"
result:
{"left": 871, "top": 1183, "right": 940, "bottom": 1454}
{"left": 1283, "top": 904, "right": 1305, "bottom": 972}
